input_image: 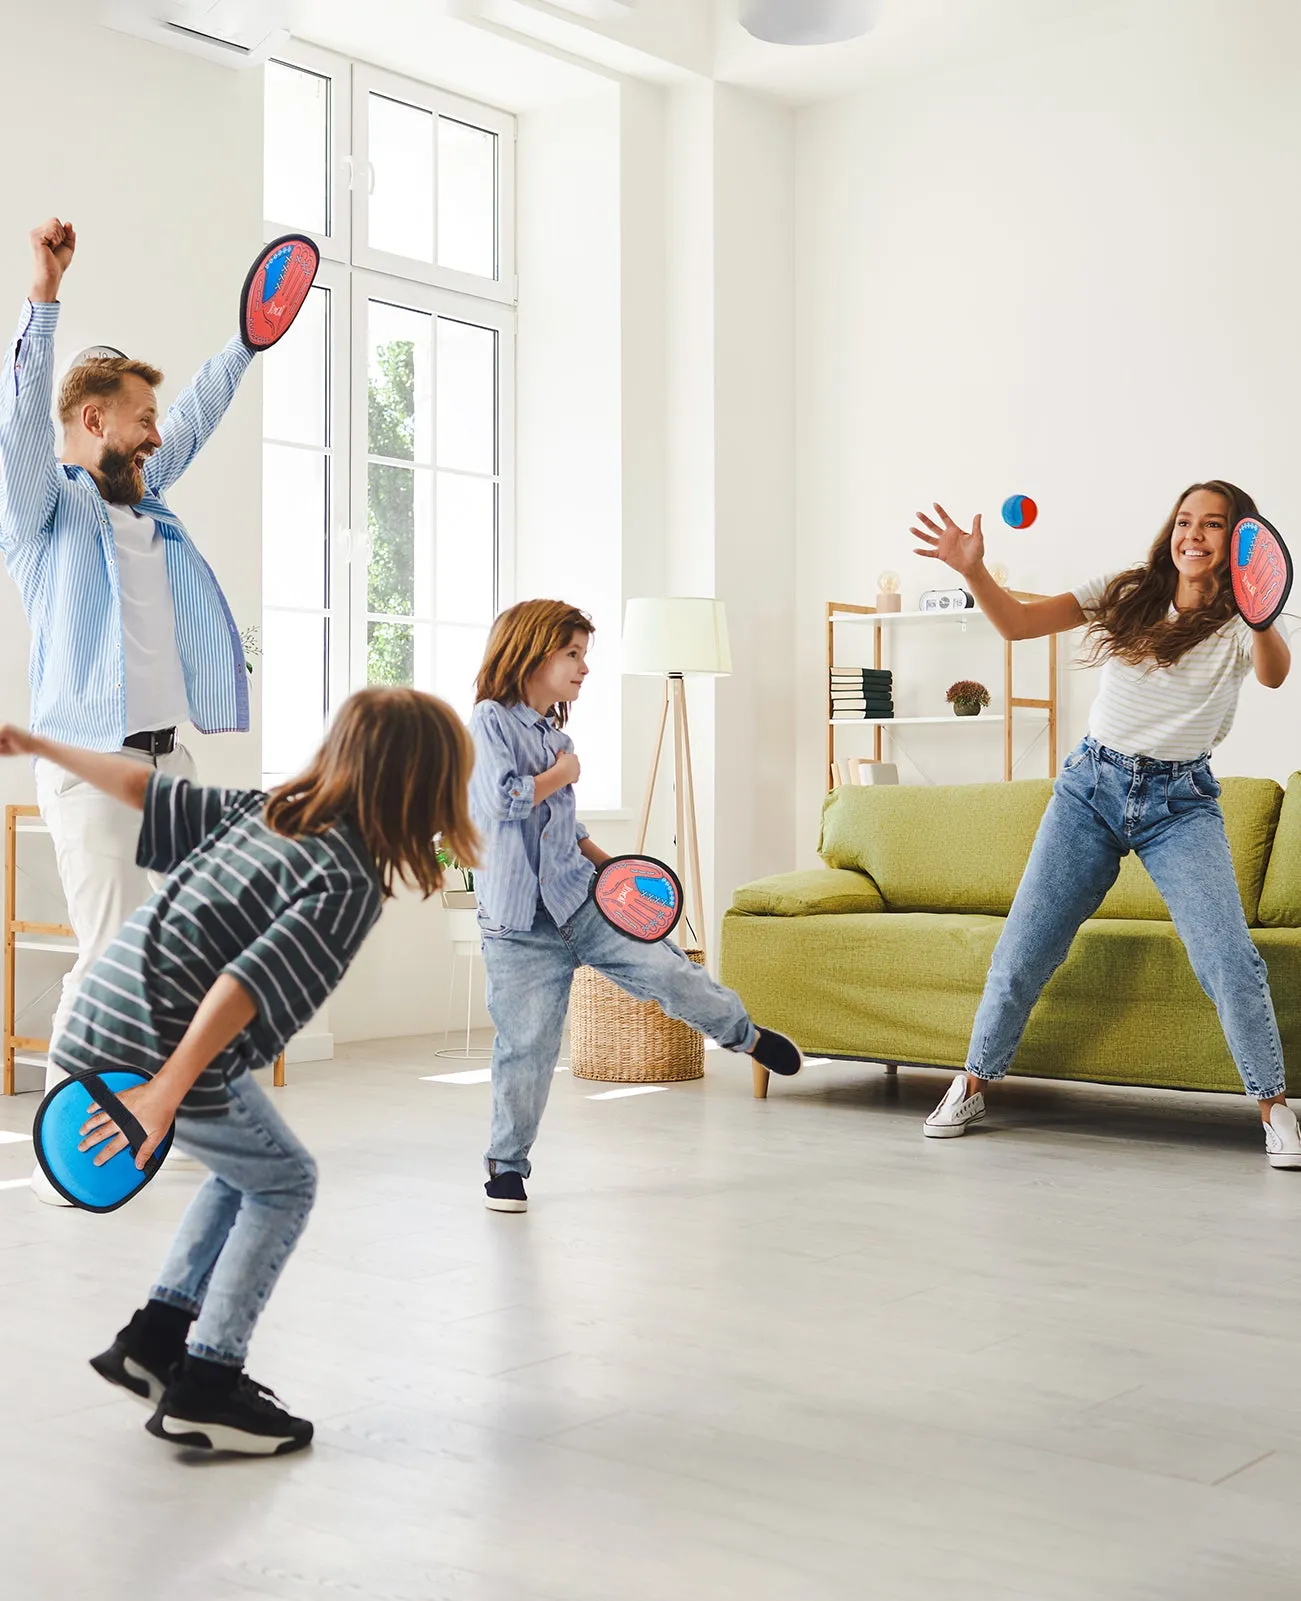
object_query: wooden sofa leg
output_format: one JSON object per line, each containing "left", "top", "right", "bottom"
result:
{"left": 884, "top": 1063, "right": 898, "bottom": 1075}
{"left": 752, "top": 1061, "right": 770, "bottom": 1099}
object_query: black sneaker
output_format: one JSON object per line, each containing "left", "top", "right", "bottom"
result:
{"left": 484, "top": 1171, "right": 528, "bottom": 1213}
{"left": 89, "top": 1302, "right": 192, "bottom": 1408}
{"left": 146, "top": 1358, "right": 313, "bottom": 1456}
{"left": 751, "top": 1027, "right": 803, "bottom": 1077}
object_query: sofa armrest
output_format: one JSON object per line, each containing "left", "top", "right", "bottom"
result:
{"left": 730, "top": 868, "right": 886, "bottom": 917}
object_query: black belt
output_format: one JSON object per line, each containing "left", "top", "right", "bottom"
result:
{"left": 123, "top": 727, "right": 177, "bottom": 757}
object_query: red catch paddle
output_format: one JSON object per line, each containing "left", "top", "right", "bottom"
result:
{"left": 239, "top": 234, "right": 320, "bottom": 352}
{"left": 1231, "top": 516, "right": 1292, "bottom": 631}
{"left": 592, "top": 855, "right": 684, "bottom": 943}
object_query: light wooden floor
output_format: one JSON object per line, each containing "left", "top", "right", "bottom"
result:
{"left": 0, "top": 1040, "right": 1297, "bottom": 1599}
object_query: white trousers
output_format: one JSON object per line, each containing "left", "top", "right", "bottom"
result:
{"left": 35, "top": 743, "right": 196, "bottom": 1093}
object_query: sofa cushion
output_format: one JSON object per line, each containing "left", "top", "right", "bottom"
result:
{"left": 817, "top": 780, "right": 1053, "bottom": 916}
{"left": 731, "top": 868, "right": 885, "bottom": 917}
{"left": 817, "top": 774, "right": 1282, "bottom": 923}
{"left": 1258, "top": 773, "right": 1301, "bottom": 927}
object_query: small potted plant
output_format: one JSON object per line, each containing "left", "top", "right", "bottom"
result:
{"left": 437, "top": 846, "right": 479, "bottom": 941}
{"left": 946, "top": 679, "right": 991, "bottom": 718}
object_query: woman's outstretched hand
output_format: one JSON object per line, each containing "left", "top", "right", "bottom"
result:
{"left": 911, "top": 503, "right": 985, "bottom": 579}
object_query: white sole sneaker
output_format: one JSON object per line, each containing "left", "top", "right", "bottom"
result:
{"left": 151, "top": 1415, "right": 301, "bottom": 1454}
{"left": 923, "top": 1072, "right": 987, "bottom": 1139}
{"left": 29, "top": 1166, "right": 72, "bottom": 1207}
{"left": 1265, "top": 1104, "right": 1301, "bottom": 1169}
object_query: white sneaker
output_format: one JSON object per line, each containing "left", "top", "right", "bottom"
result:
{"left": 923, "top": 1072, "right": 986, "bottom": 1139}
{"left": 29, "top": 1165, "right": 72, "bottom": 1207}
{"left": 1264, "top": 1104, "right": 1301, "bottom": 1169}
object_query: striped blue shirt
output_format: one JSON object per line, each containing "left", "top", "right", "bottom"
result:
{"left": 468, "top": 700, "right": 592, "bottom": 933}
{"left": 0, "top": 300, "right": 252, "bottom": 750}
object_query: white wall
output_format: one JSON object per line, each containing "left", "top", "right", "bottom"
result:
{"left": 711, "top": 84, "right": 796, "bottom": 929}
{"left": 795, "top": 0, "right": 1301, "bottom": 855}
{"left": 0, "top": 1, "right": 263, "bottom": 1085}
{"left": 516, "top": 86, "right": 624, "bottom": 813}
{"left": 0, "top": 2, "right": 264, "bottom": 783}
{"left": 661, "top": 82, "right": 798, "bottom": 945}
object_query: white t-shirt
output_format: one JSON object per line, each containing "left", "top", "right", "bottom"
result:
{"left": 106, "top": 502, "right": 190, "bottom": 737}
{"left": 1071, "top": 574, "right": 1254, "bottom": 761}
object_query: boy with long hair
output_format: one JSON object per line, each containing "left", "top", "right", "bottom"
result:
{"left": 470, "top": 599, "right": 803, "bottom": 1213}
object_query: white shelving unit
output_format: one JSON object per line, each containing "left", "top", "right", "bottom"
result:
{"left": 831, "top": 714, "right": 1007, "bottom": 727}
{"left": 826, "top": 599, "right": 1059, "bottom": 787}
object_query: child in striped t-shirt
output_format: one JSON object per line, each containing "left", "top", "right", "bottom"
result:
{"left": 910, "top": 482, "right": 1299, "bottom": 1166}
{"left": 0, "top": 687, "right": 476, "bottom": 1455}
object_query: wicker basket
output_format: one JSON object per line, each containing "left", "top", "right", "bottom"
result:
{"left": 569, "top": 948, "right": 706, "bottom": 1083}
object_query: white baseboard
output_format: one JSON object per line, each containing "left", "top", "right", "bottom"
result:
{"left": 286, "top": 1031, "right": 335, "bottom": 1065}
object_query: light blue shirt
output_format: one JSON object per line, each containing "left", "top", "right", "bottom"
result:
{"left": 0, "top": 300, "right": 253, "bottom": 750}
{"left": 468, "top": 699, "right": 592, "bottom": 933}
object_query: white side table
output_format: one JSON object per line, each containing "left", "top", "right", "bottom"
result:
{"left": 436, "top": 902, "right": 492, "bottom": 1060}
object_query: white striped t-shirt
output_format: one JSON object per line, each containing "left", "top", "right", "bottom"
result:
{"left": 1072, "top": 574, "right": 1254, "bottom": 761}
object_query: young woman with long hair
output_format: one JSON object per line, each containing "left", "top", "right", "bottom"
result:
{"left": 0, "top": 687, "right": 477, "bottom": 1454}
{"left": 469, "top": 599, "right": 803, "bottom": 1212}
{"left": 911, "top": 482, "right": 1298, "bottom": 1165}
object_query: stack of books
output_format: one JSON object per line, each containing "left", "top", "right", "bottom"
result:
{"left": 831, "top": 758, "right": 899, "bottom": 787}
{"left": 830, "top": 667, "right": 894, "bottom": 720}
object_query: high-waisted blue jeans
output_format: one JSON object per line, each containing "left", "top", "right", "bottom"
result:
{"left": 967, "top": 737, "right": 1285, "bottom": 1101}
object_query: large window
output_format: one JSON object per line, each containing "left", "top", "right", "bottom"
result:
{"left": 261, "top": 48, "right": 514, "bottom": 786}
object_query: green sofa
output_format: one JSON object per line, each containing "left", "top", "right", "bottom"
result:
{"left": 721, "top": 774, "right": 1301, "bottom": 1100}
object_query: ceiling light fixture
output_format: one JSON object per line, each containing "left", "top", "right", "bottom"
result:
{"left": 741, "top": 0, "right": 878, "bottom": 46}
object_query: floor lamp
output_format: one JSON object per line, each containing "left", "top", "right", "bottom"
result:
{"left": 622, "top": 598, "right": 732, "bottom": 961}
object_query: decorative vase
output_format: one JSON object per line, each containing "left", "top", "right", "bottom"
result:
{"left": 953, "top": 701, "right": 982, "bottom": 717}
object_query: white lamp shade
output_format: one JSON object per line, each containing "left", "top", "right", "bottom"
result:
{"left": 621, "top": 597, "right": 732, "bottom": 676}
{"left": 741, "top": 0, "right": 877, "bottom": 47}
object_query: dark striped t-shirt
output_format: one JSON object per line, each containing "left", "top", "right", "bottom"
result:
{"left": 52, "top": 775, "right": 383, "bottom": 1115}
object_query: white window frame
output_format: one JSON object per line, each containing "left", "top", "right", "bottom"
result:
{"left": 261, "top": 45, "right": 516, "bottom": 783}
{"left": 347, "top": 269, "right": 516, "bottom": 691}
{"left": 350, "top": 64, "right": 516, "bottom": 306}
{"left": 263, "top": 42, "right": 352, "bottom": 264}
{"left": 260, "top": 256, "right": 352, "bottom": 780}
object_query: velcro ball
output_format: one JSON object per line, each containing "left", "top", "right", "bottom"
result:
{"left": 1001, "top": 495, "right": 1038, "bottom": 529}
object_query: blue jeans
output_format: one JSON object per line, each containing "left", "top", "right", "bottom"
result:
{"left": 967, "top": 737, "right": 1285, "bottom": 1101}
{"left": 150, "top": 1071, "right": 317, "bottom": 1366}
{"left": 481, "top": 897, "right": 759, "bottom": 1177}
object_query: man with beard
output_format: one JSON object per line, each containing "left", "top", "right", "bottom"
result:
{"left": 1, "top": 218, "right": 253, "bottom": 1200}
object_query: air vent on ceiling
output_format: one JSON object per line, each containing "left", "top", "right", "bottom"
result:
{"left": 101, "top": 1, "right": 292, "bottom": 68}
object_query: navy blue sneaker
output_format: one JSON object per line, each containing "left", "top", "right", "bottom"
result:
{"left": 484, "top": 1171, "right": 528, "bottom": 1212}
{"left": 752, "top": 1028, "right": 803, "bottom": 1077}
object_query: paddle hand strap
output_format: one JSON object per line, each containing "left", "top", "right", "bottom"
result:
{"left": 76, "top": 1072, "right": 167, "bottom": 1178}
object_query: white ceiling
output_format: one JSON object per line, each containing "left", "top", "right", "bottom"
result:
{"left": 713, "top": 0, "right": 1128, "bottom": 104}
{"left": 294, "top": 0, "right": 1131, "bottom": 110}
